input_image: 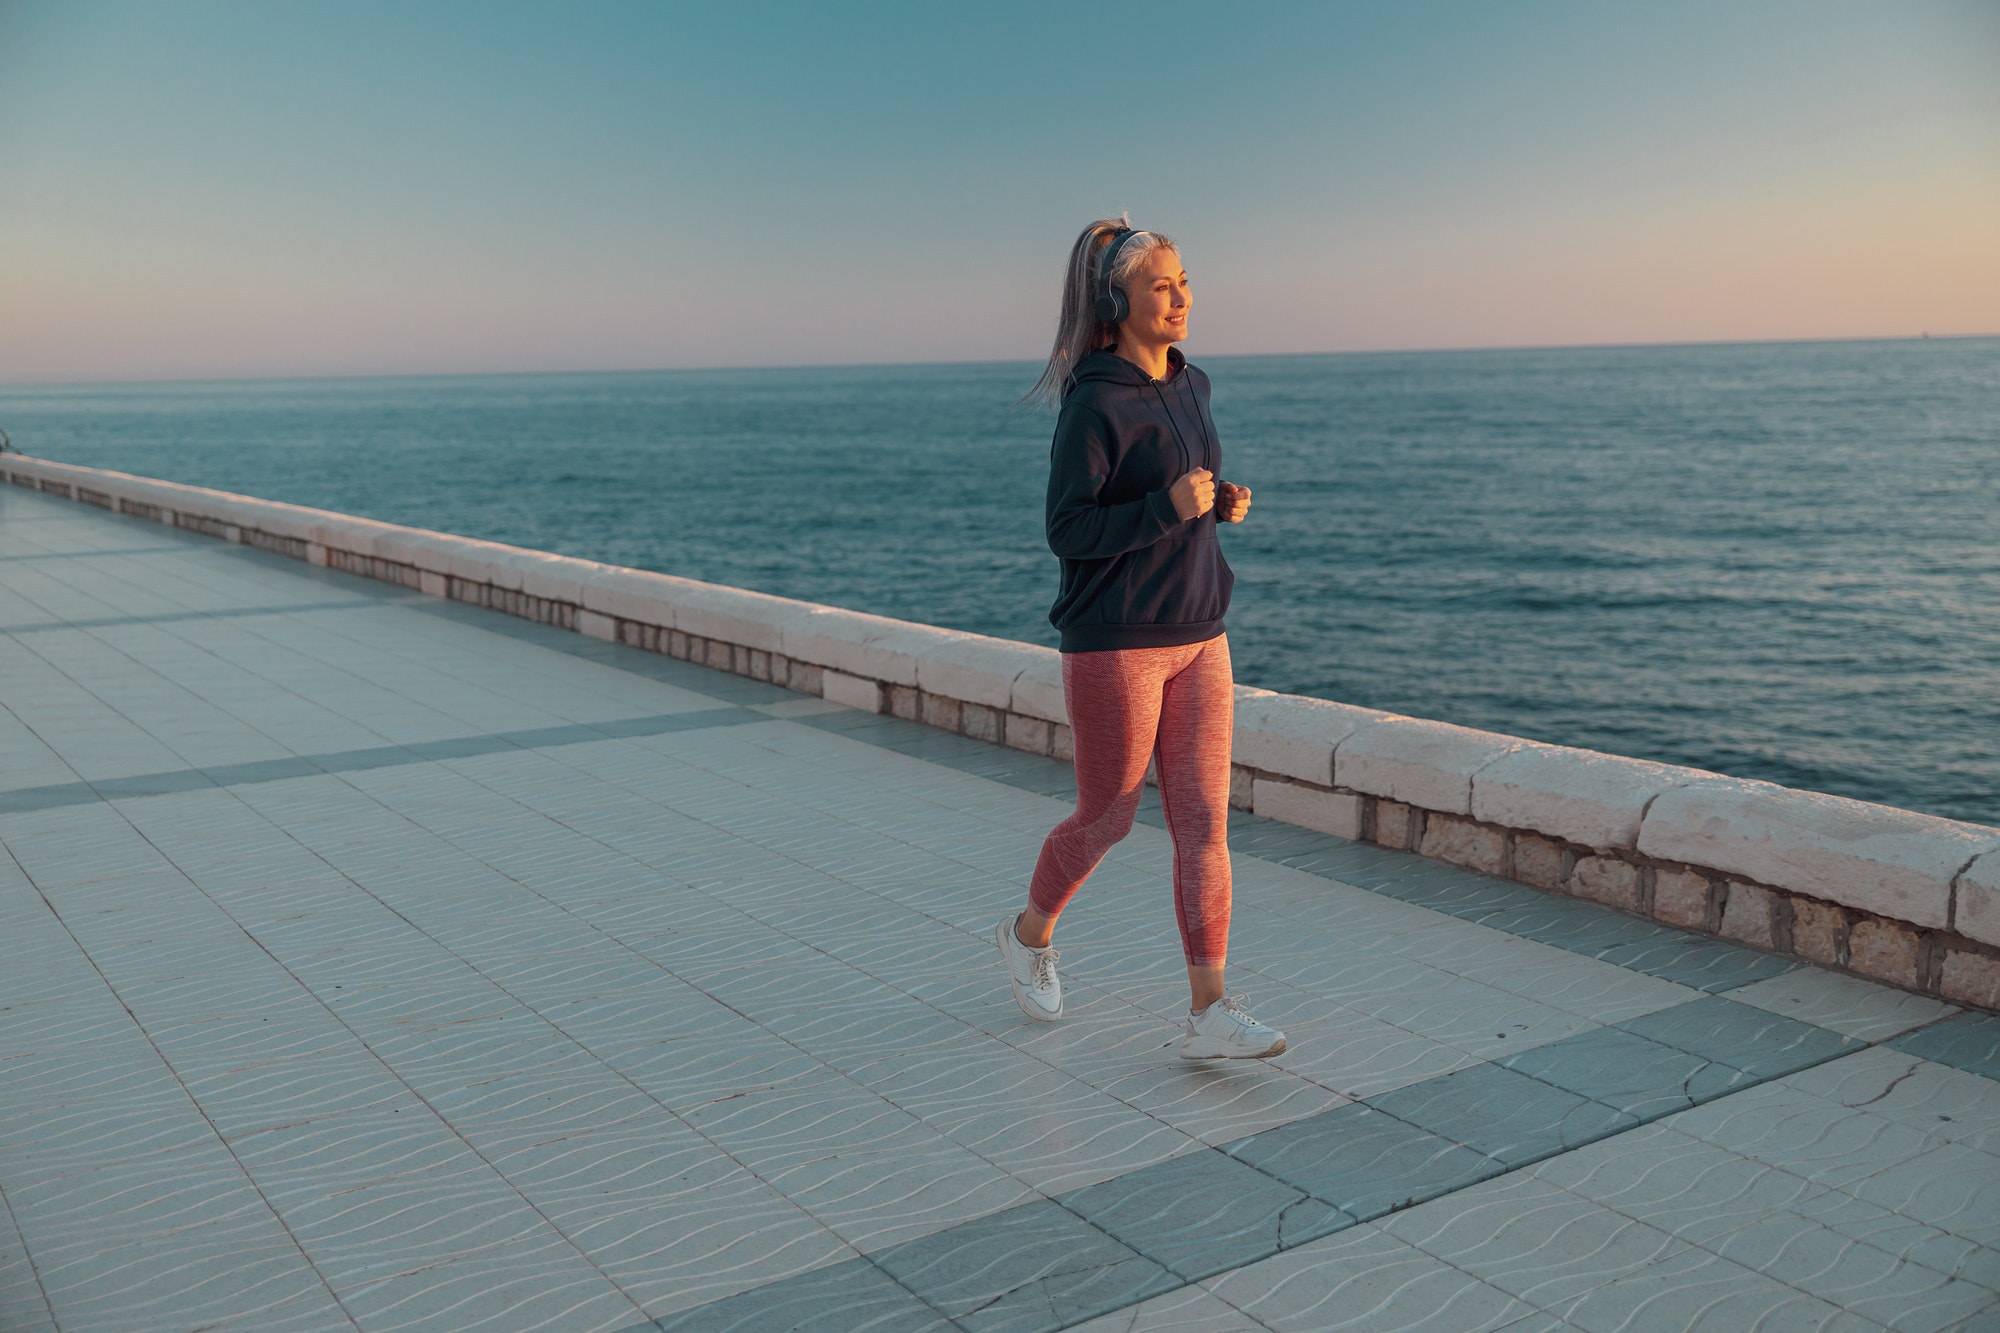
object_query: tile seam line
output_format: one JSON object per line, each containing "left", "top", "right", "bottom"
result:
{"left": 0, "top": 1174, "right": 58, "bottom": 1333}
{"left": 0, "top": 838, "right": 368, "bottom": 1333}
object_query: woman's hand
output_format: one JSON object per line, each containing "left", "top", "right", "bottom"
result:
{"left": 1216, "top": 481, "right": 1252, "bottom": 523}
{"left": 1169, "top": 468, "right": 1215, "bottom": 521}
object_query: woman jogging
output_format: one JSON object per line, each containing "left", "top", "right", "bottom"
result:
{"left": 996, "top": 219, "right": 1286, "bottom": 1060}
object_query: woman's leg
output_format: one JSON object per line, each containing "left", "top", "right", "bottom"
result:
{"left": 1021, "top": 648, "right": 1169, "bottom": 944}
{"left": 1153, "top": 635, "right": 1235, "bottom": 1010}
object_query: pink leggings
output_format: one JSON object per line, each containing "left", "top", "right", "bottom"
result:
{"left": 1029, "top": 634, "right": 1234, "bottom": 967}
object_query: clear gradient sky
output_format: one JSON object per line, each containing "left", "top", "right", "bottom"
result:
{"left": 2, "top": 1, "right": 1996, "bottom": 383}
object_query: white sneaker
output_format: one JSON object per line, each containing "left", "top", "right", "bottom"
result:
{"left": 1180, "top": 994, "right": 1287, "bottom": 1059}
{"left": 995, "top": 916, "right": 1063, "bottom": 1022}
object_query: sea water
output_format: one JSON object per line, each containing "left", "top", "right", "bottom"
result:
{"left": 5, "top": 337, "right": 1996, "bottom": 825}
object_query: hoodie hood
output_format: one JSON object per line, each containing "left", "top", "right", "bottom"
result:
{"left": 1067, "top": 345, "right": 1188, "bottom": 391}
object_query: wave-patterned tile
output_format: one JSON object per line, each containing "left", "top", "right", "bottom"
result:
{"left": 604, "top": 1031, "right": 831, "bottom": 1110}
{"left": 1838, "top": 1141, "right": 2000, "bottom": 1248}
{"left": 1203, "top": 1222, "right": 1538, "bottom": 1332}
{"left": 679, "top": 1073, "right": 927, "bottom": 1173}
{"left": 1542, "top": 1243, "right": 1856, "bottom": 1332}
{"left": 1726, "top": 969, "right": 1960, "bottom": 1043}
{"left": 337, "top": 1245, "right": 646, "bottom": 1333}
{"left": 1090, "top": 1057, "right": 1350, "bottom": 1146}
{"left": 231, "top": 1100, "right": 482, "bottom": 1198}
{"left": 183, "top": 1051, "right": 413, "bottom": 1136}
{"left": 487, "top": 1117, "right": 732, "bottom": 1214}
{"left": 1706, "top": 1210, "right": 2000, "bottom": 1331}
{"left": 874, "top": 1199, "right": 1176, "bottom": 1333}
{"left": 1228, "top": 1103, "right": 1499, "bottom": 1222}
{"left": 276, "top": 1163, "right": 564, "bottom": 1286}
{"left": 1060, "top": 1148, "right": 1349, "bottom": 1281}
{"left": 0, "top": 1088, "right": 222, "bottom": 1181}
{"left": 1379, "top": 1171, "right": 1686, "bottom": 1309}
{"left": 1617, "top": 995, "right": 1861, "bottom": 1080}
{"left": 1063, "top": 1282, "right": 1268, "bottom": 1332}
{"left": 424, "top": 1071, "right": 667, "bottom": 1155}
{"left": 1663, "top": 1085, "right": 1942, "bottom": 1187}
{"left": 6, "top": 1148, "right": 271, "bottom": 1248}
{"left": 1890, "top": 1011, "right": 2000, "bottom": 1081}
{"left": 766, "top": 1139, "right": 1035, "bottom": 1252}
{"left": 1532, "top": 1125, "right": 1822, "bottom": 1246}
{"left": 2, "top": 1044, "right": 189, "bottom": 1116}
{"left": 647, "top": 1256, "right": 952, "bottom": 1333}
{"left": 1789, "top": 1188, "right": 2000, "bottom": 1290}
{"left": 554, "top": 1165, "right": 855, "bottom": 1316}
{"left": 0, "top": 991, "right": 150, "bottom": 1061}
{"left": 1368, "top": 1062, "right": 1637, "bottom": 1168}
{"left": 0, "top": 1187, "right": 54, "bottom": 1333}
{"left": 36, "top": 1226, "right": 338, "bottom": 1333}
{"left": 148, "top": 1011, "right": 362, "bottom": 1074}
{"left": 1499, "top": 1025, "right": 1754, "bottom": 1119}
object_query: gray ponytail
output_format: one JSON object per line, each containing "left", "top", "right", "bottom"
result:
{"left": 1022, "top": 217, "right": 1178, "bottom": 408}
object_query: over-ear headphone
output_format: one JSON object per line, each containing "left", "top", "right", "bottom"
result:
{"left": 1093, "top": 227, "right": 1147, "bottom": 326}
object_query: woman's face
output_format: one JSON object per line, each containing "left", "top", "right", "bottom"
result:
{"left": 1120, "top": 246, "right": 1191, "bottom": 347}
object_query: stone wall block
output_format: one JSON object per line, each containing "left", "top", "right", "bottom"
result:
{"left": 1652, "top": 869, "right": 1712, "bottom": 929}
{"left": 1719, "top": 881, "right": 1778, "bottom": 949}
{"left": 1229, "top": 766, "right": 1255, "bottom": 811}
{"left": 1789, "top": 896, "right": 1848, "bottom": 968}
{"left": 1637, "top": 778, "right": 1998, "bottom": 929}
{"left": 916, "top": 635, "right": 1045, "bottom": 710}
{"left": 1233, "top": 692, "right": 1395, "bottom": 786}
{"left": 577, "top": 610, "right": 617, "bottom": 642}
{"left": 821, "top": 670, "right": 881, "bottom": 713}
{"left": 1513, "top": 835, "right": 1567, "bottom": 891}
{"left": 670, "top": 582, "right": 808, "bottom": 654}
{"left": 1419, "top": 814, "right": 1508, "bottom": 875}
{"left": 1254, "top": 780, "right": 1364, "bottom": 841}
{"left": 1573, "top": 856, "right": 1644, "bottom": 913}
{"left": 511, "top": 550, "right": 597, "bottom": 605}
{"left": 1004, "top": 714, "right": 1051, "bottom": 755}
{"left": 1009, "top": 653, "right": 1068, "bottom": 724}
{"left": 961, "top": 703, "right": 1000, "bottom": 744}
{"left": 1953, "top": 851, "right": 2000, "bottom": 947}
{"left": 1051, "top": 723, "right": 1074, "bottom": 764}
{"left": 781, "top": 608, "right": 941, "bottom": 686}
{"left": 1848, "top": 918, "right": 1923, "bottom": 989}
{"left": 1336, "top": 718, "right": 1526, "bottom": 815}
{"left": 1939, "top": 950, "right": 2000, "bottom": 1009}
{"left": 1472, "top": 745, "right": 1710, "bottom": 850}
{"left": 921, "top": 693, "right": 962, "bottom": 733}
{"left": 887, "top": 684, "right": 919, "bottom": 720}
{"left": 1375, "top": 801, "right": 1417, "bottom": 851}
{"left": 789, "top": 662, "right": 823, "bottom": 696}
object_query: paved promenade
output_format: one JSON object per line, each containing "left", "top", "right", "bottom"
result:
{"left": 3, "top": 484, "right": 1998, "bottom": 1333}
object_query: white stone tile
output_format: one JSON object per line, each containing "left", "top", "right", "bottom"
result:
{"left": 1727, "top": 968, "right": 1959, "bottom": 1042}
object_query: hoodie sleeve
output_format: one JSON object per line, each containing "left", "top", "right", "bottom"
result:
{"left": 1046, "top": 403, "right": 1183, "bottom": 560}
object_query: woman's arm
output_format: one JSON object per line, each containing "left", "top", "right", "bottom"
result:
{"left": 1045, "top": 409, "right": 1185, "bottom": 559}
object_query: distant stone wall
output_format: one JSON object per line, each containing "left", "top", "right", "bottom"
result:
{"left": 11, "top": 452, "right": 1998, "bottom": 1011}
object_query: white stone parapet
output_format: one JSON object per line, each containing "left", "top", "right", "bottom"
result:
{"left": 8, "top": 451, "right": 1997, "bottom": 1010}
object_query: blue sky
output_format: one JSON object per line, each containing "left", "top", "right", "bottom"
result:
{"left": 2, "top": 1, "right": 1995, "bottom": 381}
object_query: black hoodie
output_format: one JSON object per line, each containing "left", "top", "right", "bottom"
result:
{"left": 1045, "top": 346, "right": 1234, "bottom": 653}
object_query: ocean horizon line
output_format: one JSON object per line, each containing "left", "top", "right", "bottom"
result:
{"left": 5, "top": 329, "right": 1995, "bottom": 395}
